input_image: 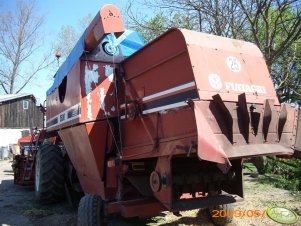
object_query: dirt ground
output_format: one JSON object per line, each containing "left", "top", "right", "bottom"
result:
{"left": 0, "top": 159, "right": 300, "bottom": 226}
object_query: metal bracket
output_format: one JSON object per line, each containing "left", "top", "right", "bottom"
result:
{"left": 277, "top": 103, "right": 288, "bottom": 141}
{"left": 212, "top": 94, "right": 233, "bottom": 144}
{"left": 238, "top": 93, "right": 250, "bottom": 143}
{"left": 262, "top": 99, "right": 275, "bottom": 142}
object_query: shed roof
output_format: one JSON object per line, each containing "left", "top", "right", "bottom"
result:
{"left": 0, "top": 93, "right": 35, "bottom": 103}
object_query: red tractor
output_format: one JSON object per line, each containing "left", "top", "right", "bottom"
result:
{"left": 12, "top": 129, "right": 44, "bottom": 185}
{"left": 13, "top": 4, "right": 301, "bottom": 226}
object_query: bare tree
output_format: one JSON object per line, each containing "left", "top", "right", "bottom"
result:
{"left": 127, "top": 4, "right": 196, "bottom": 42}
{"left": 127, "top": 0, "right": 301, "bottom": 102}
{"left": 237, "top": 0, "right": 301, "bottom": 101}
{"left": 160, "top": 0, "right": 248, "bottom": 37}
{"left": 54, "top": 14, "right": 93, "bottom": 61}
{"left": 54, "top": 25, "right": 78, "bottom": 60}
{"left": 237, "top": 0, "right": 301, "bottom": 67}
{"left": 0, "top": 0, "right": 54, "bottom": 94}
{"left": 126, "top": 0, "right": 248, "bottom": 39}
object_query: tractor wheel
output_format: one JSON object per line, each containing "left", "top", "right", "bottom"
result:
{"left": 77, "top": 194, "right": 104, "bottom": 226}
{"left": 207, "top": 203, "right": 234, "bottom": 226}
{"left": 35, "top": 143, "right": 65, "bottom": 204}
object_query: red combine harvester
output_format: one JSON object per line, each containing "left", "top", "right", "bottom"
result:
{"left": 14, "top": 4, "right": 301, "bottom": 225}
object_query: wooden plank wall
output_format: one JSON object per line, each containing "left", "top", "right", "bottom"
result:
{"left": 0, "top": 96, "right": 43, "bottom": 128}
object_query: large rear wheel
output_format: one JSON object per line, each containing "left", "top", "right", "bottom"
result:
{"left": 77, "top": 194, "right": 104, "bottom": 226}
{"left": 35, "top": 143, "right": 65, "bottom": 204}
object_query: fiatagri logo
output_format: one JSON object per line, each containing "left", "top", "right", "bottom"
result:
{"left": 266, "top": 206, "right": 299, "bottom": 224}
{"left": 208, "top": 56, "right": 267, "bottom": 94}
{"left": 208, "top": 73, "right": 267, "bottom": 94}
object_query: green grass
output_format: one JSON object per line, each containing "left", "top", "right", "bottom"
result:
{"left": 243, "top": 162, "right": 257, "bottom": 174}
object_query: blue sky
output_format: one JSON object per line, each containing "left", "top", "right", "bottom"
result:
{"left": 1, "top": 0, "right": 138, "bottom": 103}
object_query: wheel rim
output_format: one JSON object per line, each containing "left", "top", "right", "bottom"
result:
{"left": 35, "top": 152, "right": 40, "bottom": 192}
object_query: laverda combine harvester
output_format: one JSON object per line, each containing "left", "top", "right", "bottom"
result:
{"left": 30, "top": 4, "right": 301, "bottom": 226}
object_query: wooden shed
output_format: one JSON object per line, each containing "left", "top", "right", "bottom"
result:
{"left": 0, "top": 93, "right": 43, "bottom": 128}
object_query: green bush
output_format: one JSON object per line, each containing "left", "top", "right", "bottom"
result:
{"left": 263, "top": 156, "right": 301, "bottom": 191}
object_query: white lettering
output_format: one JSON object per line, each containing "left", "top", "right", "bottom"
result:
{"left": 226, "top": 56, "right": 241, "bottom": 72}
{"left": 225, "top": 82, "right": 232, "bottom": 91}
{"left": 245, "top": 85, "right": 251, "bottom": 93}
{"left": 225, "top": 82, "right": 266, "bottom": 94}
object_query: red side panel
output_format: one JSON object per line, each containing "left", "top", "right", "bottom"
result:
{"left": 120, "top": 28, "right": 197, "bottom": 156}
{"left": 122, "top": 28, "right": 195, "bottom": 99}
{"left": 85, "top": 121, "right": 112, "bottom": 178}
{"left": 85, "top": 4, "right": 124, "bottom": 51}
{"left": 80, "top": 60, "right": 118, "bottom": 122}
{"left": 182, "top": 29, "right": 279, "bottom": 104}
{"left": 121, "top": 108, "right": 197, "bottom": 159}
{"left": 58, "top": 122, "right": 110, "bottom": 197}
{"left": 46, "top": 61, "right": 81, "bottom": 131}
{"left": 193, "top": 101, "right": 230, "bottom": 169}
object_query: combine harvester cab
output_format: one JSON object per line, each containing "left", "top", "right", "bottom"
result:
{"left": 36, "top": 4, "right": 301, "bottom": 225}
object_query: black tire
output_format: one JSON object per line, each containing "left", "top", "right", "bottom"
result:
{"left": 35, "top": 143, "right": 65, "bottom": 204}
{"left": 207, "top": 203, "right": 234, "bottom": 226}
{"left": 77, "top": 194, "right": 104, "bottom": 226}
